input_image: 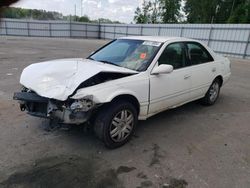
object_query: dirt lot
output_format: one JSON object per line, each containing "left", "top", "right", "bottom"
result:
{"left": 0, "top": 36, "right": 250, "bottom": 188}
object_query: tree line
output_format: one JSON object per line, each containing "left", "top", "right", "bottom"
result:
{"left": 1, "top": 1, "right": 249, "bottom": 24}
{"left": 134, "top": 0, "right": 250, "bottom": 23}
{"left": 2, "top": 7, "right": 121, "bottom": 23}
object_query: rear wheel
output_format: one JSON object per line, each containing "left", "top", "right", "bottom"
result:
{"left": 94, "top": 100, "right": 137, "bottom": 149}
{"left": 201, "top": 78, "right": 221, "bottom": 105}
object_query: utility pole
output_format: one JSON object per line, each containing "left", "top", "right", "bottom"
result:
{"left": 74, "top": 4, "right": 77, "bottom": 21}
{"left": 211, "top": 4, "right": 219, "bottom": 24}
{"left": 81, "top": 0, "right": 83, "bottom": 17}
{"left": 230, "top": 0, "right": 236, "bottom": 18}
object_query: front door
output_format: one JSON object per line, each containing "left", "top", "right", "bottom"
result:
{"left": 149, "top": 42, "right": 192, "bottom": 115}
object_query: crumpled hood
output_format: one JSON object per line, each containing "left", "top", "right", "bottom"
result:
{"left": 20, "top": 58, "right": 137, "bottom": 101}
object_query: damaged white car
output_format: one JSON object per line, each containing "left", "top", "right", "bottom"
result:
{"left": 14, "top": 36, "right": 231, "bottom": 148}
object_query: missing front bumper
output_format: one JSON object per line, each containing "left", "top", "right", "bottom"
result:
{"left": 13, "top": 92, "right": 49, "bottom": 118}
{"left": 13, "top": 92, "right": 92, "bottom": 124}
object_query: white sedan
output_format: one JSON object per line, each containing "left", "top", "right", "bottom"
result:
{"left": 14, "top": 36, "right": 231, "bottom": 148}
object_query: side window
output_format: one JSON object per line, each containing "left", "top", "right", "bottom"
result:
{"left": 158, "top": 43, "right": 186, "bottom": 69}
{"left": 187, "top": 43, "right": 214, "bottom": 65}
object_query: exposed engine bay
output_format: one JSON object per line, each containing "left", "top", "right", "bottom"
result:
{"left": 76, "top": 72, "right": 133, "bottom": 88}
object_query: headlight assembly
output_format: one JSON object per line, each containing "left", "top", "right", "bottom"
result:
{"left": 70, "top": 95, "right": 94, "bottom": 112}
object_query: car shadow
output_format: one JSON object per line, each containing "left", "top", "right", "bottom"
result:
{"left": 35, "top": 92, "right": 230, "bottom": 152}
{"left": 37, "top": 99, "right": 210, "bottom": 150}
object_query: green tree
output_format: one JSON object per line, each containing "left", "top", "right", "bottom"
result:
{"left": 134, "top": 0, "right": 162, "bottom": 23}
{"left": 160, "top": 0, "right": 182, "bottom": 23}
{"left": 184, "top": 0, "right": 250, "bottom": 23}
{"left": 2, "top": 7, "right": 64, "bottom": 20}
{"left": 134, "top": 0, "right": 153, "bottom": 23}
{"left": 151, "top": 0, "right": 161, "bottom": 23}
{"left": 78, "top": 15, "right": 90, "bottom": 22}
{"left": 184, "top": 0, "right": 214, "bottom": 23}
{"left": 134, "top": 7, "right": 145, "bottom": 23}
{"left": 227, "top": 0, "right": 250, "bottom": 23}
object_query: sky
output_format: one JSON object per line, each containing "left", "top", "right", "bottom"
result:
{"left": 13, "top": 0, "right": 144, "bottom": 23}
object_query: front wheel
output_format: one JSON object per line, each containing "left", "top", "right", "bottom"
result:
{"left": 94, "top": 100, "right": 138, "bottom": 149}
{"left": 201, "top": 78, "right": 221, "bottom": 105}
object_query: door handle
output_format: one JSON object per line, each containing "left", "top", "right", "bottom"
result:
{"left": 184, "top": 75, "right": 191, "bottom": 79}
{"left": 212, "top": 67, "right": 216, "bottom": 72}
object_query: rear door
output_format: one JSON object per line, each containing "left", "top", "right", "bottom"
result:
{"left": 185, "top": 42, "right": 217, "bottom": 99}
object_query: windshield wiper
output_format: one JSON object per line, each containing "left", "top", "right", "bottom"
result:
{"left": 98, "top": 60, "right": 121, "bottom": 67}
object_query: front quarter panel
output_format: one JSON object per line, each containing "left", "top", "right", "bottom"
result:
{"left": 71, "top": 73, "right": 149, "bottom": 119}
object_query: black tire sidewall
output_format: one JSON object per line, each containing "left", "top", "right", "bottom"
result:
{"left": 203, "top": 79, "right": 221, "bottom": 105}
{"left": 95, "top": 101, "right": 138, "bottom": 148}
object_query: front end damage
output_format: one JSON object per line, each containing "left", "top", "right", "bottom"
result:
{"left": 14, "top": 58, "right": 138, "bottom": 124}
{"left": 13, "top": 88, "right": 97, "bottom": 124}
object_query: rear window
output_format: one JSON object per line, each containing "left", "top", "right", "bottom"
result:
{"left": 187, "top": 42, "right": 214, "bottom": 65}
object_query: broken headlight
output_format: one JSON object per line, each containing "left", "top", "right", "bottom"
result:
{"left": 70, "top": 95, "right": 94, "bottom": 112}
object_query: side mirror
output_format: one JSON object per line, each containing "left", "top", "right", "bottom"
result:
{"left": 151, "top": 64, "right": 173, "bottom": 75}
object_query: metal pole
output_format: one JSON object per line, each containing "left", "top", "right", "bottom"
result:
{"left": 86, "top": 24, "right": 88, "bottom": 38}
{"left": 243, "top": 31, "right": 250, "bottom": 59}
{"left": 140, "top": 25, "right": 143, "bottom": 35}
{"left": 104, "top": 24, "right": 106, "bottom": 40}
{"left": 126, "top": 25, "right": 128, "bottom": 36}
{"left": 180, "top": 26, "right": 184, "bottom": 37}
{"left": 98, "top": 19, "right": 101, "bottom": 39}
{"left": 27, "top": 21, "right": 30, "bottom": 37}
{"left": 158, "top": 26, "right": 161, "bottom": 36}
{"left": 207, "top": 26, "right": 213, "bottom": 47}
{"left": 84, "top": 24, "right": 87, "bottom": 38}
{"left": 69, "top": 15, "right": 72, "bottom": 38}
{"left": 5, "top": 20, "right": 8, "bottom": 35}
{"left": 49, "top": 23, "right": 52, "bottom": 37}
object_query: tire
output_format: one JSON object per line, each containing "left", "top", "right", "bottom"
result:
{"left": 201, "top": 78, "right": 221, "bottom": 106}
{"left": 94, "top": 100, "right": 138, "bottom": 149}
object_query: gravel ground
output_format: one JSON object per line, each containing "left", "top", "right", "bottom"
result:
{"left": 0, "top": 36, "right": 250, "bottom": 188}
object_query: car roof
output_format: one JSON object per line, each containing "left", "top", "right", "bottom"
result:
{"left": 119, "top": 36, "right": 195, "bottom": 43}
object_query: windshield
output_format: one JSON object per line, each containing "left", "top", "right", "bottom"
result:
{"left": 89, "top": 39, "right": 162, "bottom": 71}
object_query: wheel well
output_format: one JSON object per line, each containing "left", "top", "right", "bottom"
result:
{"left": 215, "top": 75, "right": 223, "bottom": 87}
{"left": 111, "top": 95, "right": 140, "bottom": 114}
